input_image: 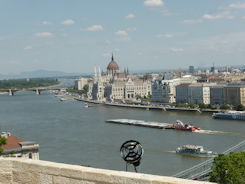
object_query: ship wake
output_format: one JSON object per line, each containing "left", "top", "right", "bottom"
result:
{"left": 194, "top": 129, "right": 231, "bottom": 135}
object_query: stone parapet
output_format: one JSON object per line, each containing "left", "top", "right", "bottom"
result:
{"left": 0, "top": 158, "right": 215, "bottom": 184}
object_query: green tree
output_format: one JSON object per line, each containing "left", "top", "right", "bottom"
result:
{"left": 234, "top": 104, "right": 245, "bottom": 111}
{"left": 220, "top": 104, "right": 230, "bottom": 110}
{"left": 0, "top": 137, "right": 7, "bottom": 155}
{"left": 83, "top": 84, "right": 88, "bottom": 94}
{"left": 199, "top": 103, "right": 208, "bottom": 109}
{"left": 189, "top": 103, "right": 195, "bottom": 108}
{"left": 209, "top": 152, "right": 245, "bottom": 183}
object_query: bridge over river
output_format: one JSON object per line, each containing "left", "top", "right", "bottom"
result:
{"left": 0, "top": 87, "right": 65, "bottom": 96}
{"left": 172, "top": 139, "right": 245, "bottom": 181}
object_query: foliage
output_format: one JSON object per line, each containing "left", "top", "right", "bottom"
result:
{"left": 67, "top": 84, "right": 88, "bottom": 95}
{"left": 234, "top": 104, "right": 245, "bottom": 111}
{"left": 220, "top": 104, "right": 231, "bottom": 110}
{"left": 176, "top": 103, "right": 189, "bottom": 108}
{"left": 198, "top": 103, "right": 209, "bottom": 109}
{"left": 0, "top": 137, "right": 7, "bottom": 155}
{"left": 83, "top": 84, "right": 88, "bottom": 93}
{"left": 189, "top": 103, "right": 196, "bottom": 108}
{"left": 209, "top": 152, "right": 245, "bottom": 183}
{"left": 140, "top": 94, "right": 152, "bottom": 102}
{"left": 0, "top": 78, "right": 59, "bottom": 89}
{"left": 176, "top": 103, "right": 196, "bottom": 108}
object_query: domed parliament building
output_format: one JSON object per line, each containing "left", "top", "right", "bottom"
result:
{"left": 87, "top": 55, "right": 152, "bottom": 102}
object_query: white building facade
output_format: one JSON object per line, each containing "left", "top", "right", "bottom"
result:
{"left": 152, "top": 76, "right": 197, "bottom": 103}
{"left": 87, "top": 55, "right": 151, "bottom": 102}
{"left": 75, "top": 78, "right": 88, "bottom": 90}
{"left": 176, "top": 83, "right": 215, "bottom": 104}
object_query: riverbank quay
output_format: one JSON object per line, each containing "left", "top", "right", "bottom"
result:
{"left": 74, "top": 97, "right": 222, "bottom": 113}
{"left": 0, "top": 158, "right": 214, "bottom": 184}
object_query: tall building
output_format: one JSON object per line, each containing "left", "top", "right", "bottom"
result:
{"left": 176, "top": 84, "right": 190, "bottom": 104}
{"left": 75, "top": 78, "right": 88, "bottom": 90}
{"left": 176, "top": 83, "right": 215, "bottom": 104}
{"left": 152, "top": 75, "right": 197, "bottom": 103}
{"left": 224, "top": 85, "right": 245, "bottom": 106}
{"left": 210, "top": 85, "right": 225, "bottom": 105}
{"left": 189, "top": 66, "right": 194, "bottom": 74}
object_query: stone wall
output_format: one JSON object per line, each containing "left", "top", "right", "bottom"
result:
{"left": 0, "top": 158, "right": 215, "bottom": 184}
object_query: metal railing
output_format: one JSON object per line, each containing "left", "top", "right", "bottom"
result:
{"left": 173, "top": 139, "right": 245, "bottom": 180}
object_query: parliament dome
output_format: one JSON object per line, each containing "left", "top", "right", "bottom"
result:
{"left": 107, "top": 55, "right": 120, "bottom": 71}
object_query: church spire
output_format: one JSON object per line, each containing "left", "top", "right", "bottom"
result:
{"left": 111, "top": 53, "right": 114, "bottom": 61}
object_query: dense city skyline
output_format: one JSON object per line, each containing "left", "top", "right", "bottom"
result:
{"left": 1, "top": 0, "right": 245, "bottom": 74}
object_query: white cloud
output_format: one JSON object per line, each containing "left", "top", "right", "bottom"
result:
{"left": 105, "top": 40, "right": 111, "bottom": 44}
{"left": 115, "top": 30, "right": 128, "bottom": 36}
{"left": 61, "top": 19, "right": 75, "bottom": 25}
{"left": 87, "top": 25, "right": 104, "bottom": 31}
{"left": 118, "top": 37, "right": 131, "bottom": 42}
{"left": 60, "top": 33, "right": 68, "bottom": 37}
{"left": 144, "top": 0, "right": 164, "bottom": 7}
{"left": 103, "top": 53, "right": 111, "bottom": 57}
{"left": 157, "top": 34, "right": 173, "bottom": 38}
{"left": 229, "top": 3, "right": 245, "bottom": 9}
{"left": 203, "top": 11, "right": 233, "bottom": 20}
{"left": 24, "top": 45, "right": 32, "bottom": 50}
{"left": 115, "top": 30, "right": 131, "bottom": 42}
{"left": 185, "top": 32, "right": 245, "bottom": 53}
{"left": 182, "top": 19, "right": 202, "bottom": 24}
{"left": 170, "top": 48, "right": 184, "bottom": 52}
{"left": 42, "top": 21, "right": 52, "bottom": 25}
{"left": 0, "top": 36, "right": 4, "bottom": 41}
{"left": 125, "top": 13, "right": 135, "bottom": 19}
{"left": 8, "top": 60, "right": 19, "bottom": 65}
{"left": 126, "top": 27, "right": 136, "bottom": 32}
{"left": 34, "top": 32, "right": 53, "bottom": 38}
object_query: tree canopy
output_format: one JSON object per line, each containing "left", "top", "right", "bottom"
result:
{"left": 234, "top": 104, "right": 245, "bottom": 111}
{"left": 209, "top": 152, "right": 245, "bottom": 183}
{"left": 0, "top": 137, "right": 7, "bottom": 155}
{"left": 0, "top": 78, "right": 59, "bottom": 89}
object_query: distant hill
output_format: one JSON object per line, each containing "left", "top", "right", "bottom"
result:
{"left": 0, "top": 70, "right": 89, "bottom": 79}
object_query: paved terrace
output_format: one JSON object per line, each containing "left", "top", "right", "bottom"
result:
{"left": 0, "top": 158, "right": 215, "bottom": 184}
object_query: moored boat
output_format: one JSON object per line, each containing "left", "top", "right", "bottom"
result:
{"left": 176, "top": 145, "right": 216, "bottom": 157}
{"left": 172, "top": 120, "right": 200, "bottom": 131}
{"left": 60, "top": 97, "right": 67, "bottom": 101}
{"left": 212, "top": 111, "right": 245, "bottom": 120}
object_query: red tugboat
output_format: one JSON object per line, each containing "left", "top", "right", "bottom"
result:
{"left": 172, "top": 120, "right": 200, "bottom": 131}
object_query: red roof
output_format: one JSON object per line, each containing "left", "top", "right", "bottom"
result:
{"left": 1, "top": 136, "right": 24, "bottom": 149}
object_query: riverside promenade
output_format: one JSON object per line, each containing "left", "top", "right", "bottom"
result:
{"left": 74, "top": 97, "right": 222, "bottom": 114}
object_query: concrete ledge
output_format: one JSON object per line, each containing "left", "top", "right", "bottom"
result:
{"left": 0, "top": 158, "right": 215, "bottom": 184}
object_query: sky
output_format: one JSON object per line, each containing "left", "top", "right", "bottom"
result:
{"left": 0, "top": 0, "right": 245, "bottom": 74}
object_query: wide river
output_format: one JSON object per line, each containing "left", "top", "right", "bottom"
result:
{"left": 0, "top": 81, "right": 245, "bottom": 176}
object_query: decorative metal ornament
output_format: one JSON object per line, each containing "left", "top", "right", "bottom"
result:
{"left": 120, "top": 140, "right": 143, "bottom": 172}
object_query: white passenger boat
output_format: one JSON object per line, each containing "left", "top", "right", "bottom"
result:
{"left": 176, "top": 145, "right": 216, "bottom": 157}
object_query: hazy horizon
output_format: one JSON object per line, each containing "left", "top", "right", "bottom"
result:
{"left": 1, "top": 0, "right": 245, "bottom": 74}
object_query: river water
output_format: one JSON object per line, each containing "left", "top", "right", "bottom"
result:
{"left": 0, "top": 84, "right": 245, "bottom": 176}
